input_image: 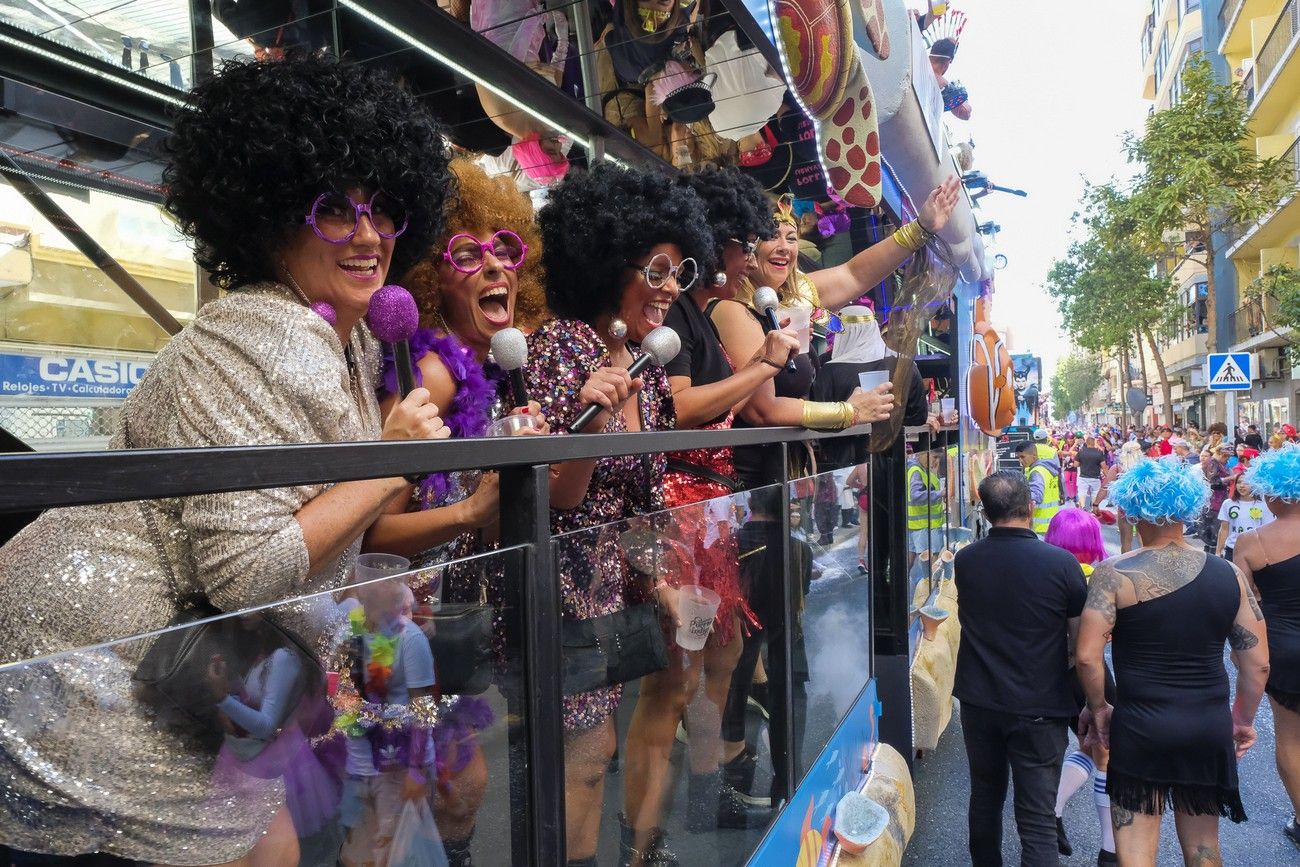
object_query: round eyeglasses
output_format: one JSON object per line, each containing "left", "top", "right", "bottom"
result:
{"left": 628, "top": 253, "right": 697, "bottom": 290}
{"left": 729, "top": 238, "right": 757, "bottom": 258}
{"left": 305, "top": 191, "right": 408, "bottom": 244}
{"left": 443, "top": 231, "right": 529, "bottom": 274}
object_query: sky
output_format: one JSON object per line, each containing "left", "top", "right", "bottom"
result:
{"left": 930, "top": 0, "right": 1154, "bottom": 382}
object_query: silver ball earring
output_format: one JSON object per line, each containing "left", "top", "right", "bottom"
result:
{"left": 608, "top": 318, "right": 628, "bottom": 339}
{"left": 713, "top": 272, "right": 728, "bottom": 287}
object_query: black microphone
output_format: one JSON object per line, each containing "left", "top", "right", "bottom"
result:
{"left": 753, "top": 285, "right": 798, "bottom": 373}
{"left": 568, "top": 326, "right": 681, "bottom": 433}
{"left": 490, "top": 327, "right": 530, "bottom": 408}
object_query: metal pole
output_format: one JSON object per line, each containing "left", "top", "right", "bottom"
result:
{"left": 498, "top": 464, "right": 565, "bottom": 864}
{"left": 570, "top": 0, "right": 603, "bottom": 118}
{"left": 775, "top": 441, "right": 797, "bottom": 804}
{"left": 0, "top": 151, "right": 182, "bottom": 336}
{"left": 870, "top": 431, "right": 913, "bottom": 766}
{"left": 188, "top": 0, "right": 215, "bottom": 85}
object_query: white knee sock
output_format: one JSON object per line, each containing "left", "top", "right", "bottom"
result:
{"left": 1056, "top": 750, "right": 1094, "bottom": 817}
{"left": 1094, "top": 771, "right": 1115, "bottom": 853}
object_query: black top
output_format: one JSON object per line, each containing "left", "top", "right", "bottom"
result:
{"left": 810, "top": 355, "right": 928, "bottom": 469}
{"left": 729, "top": 306, "right": 816, "bottom": 485}
{"left": 954, "top": 527, "right": 1088, "bottom": 718}
{"left": 1254, "top": 550, "right": 1300, "bottom": 694}
{"left": 1075, "top": 446, "right": 1106, "bottom": 479}
{"left": 1243, "top": 433, "right": 1264, "bottom": 451}
{"left": 1106, "top": 553, "right": 1243, "bottom": 818}
{"left": 664, "top": 295, "right": 732, "bottom": 427}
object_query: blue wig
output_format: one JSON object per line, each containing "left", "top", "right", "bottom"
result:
{"left": 1108, "top": 457, "right": 1209, "bottom": 525}
{"left": 1245, "top": 443, "right": 1300, "bottom": 503}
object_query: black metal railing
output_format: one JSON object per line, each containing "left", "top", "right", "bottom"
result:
{"left": 1220, "top": 136, "right": 1299, "bottom": 249}
{"left": 0, "top": 419, "right": 937, "bottom": 865}
{"left": 1256, "top": 0, "right": 1299, "bottom": 90}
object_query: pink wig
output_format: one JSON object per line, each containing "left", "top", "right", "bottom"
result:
{"left": 1044, "top": 508, "right": 1106, "bottom": 566}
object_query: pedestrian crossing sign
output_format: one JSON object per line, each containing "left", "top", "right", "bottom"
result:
{"left": 1207, "top": 353, "right": 1252, "bottom": 391}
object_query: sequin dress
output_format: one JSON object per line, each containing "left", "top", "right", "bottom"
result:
{"left": 527, "top": 319, "right": 673, "bottom": 732}
{"left": 0, "top": 284, "right": 380, "bottom": 864}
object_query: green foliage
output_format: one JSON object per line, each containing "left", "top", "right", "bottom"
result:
{"left": 1050, "top": 353, "right": 1103, "bottom": 420}
{"left": 1123, "top": 57, "right": 1288, "bottom": 246}
{"left": 1248, "top": 263, "right": 1300, "bottom": 364}
{"left": 1045, "top": 188, "right": 1177, "bottom": 353}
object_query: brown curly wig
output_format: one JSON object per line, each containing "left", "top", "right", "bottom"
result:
{"left": 400, "top": 158, "right": 548, "bottom": 332}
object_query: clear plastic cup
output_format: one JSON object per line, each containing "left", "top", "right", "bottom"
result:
{"left": 486, "top": 414, "right": 541, "bottom": 437}
{"left": 777, "top": 306, "right": 812, "bottom": 353}
{"left": 354, "top": 552, "right": 410, "bottom": 584}
{"left": 858, "top": 370, "right": 889, "bottom": 392}
{"left": 675, "top": 584, "right": 721, "bottom": 651}
{"left": 940, "top": 397, "right": 957, "bottom": 424}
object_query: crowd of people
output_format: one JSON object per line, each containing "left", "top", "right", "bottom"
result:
{"left": 956, "top": 436, "right": 1300, "bottom": 866}
{"left": 0, "top": 56, "right": 964, "bottom": 867}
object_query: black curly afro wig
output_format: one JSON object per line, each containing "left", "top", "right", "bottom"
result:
{"left": 538, "top": 163, "right": 714, "bottom": 322}
{"left": 675, "top": 166, "right": 775, "bottom": 256}
{"left": 164, "top": 56, "right": 452, "bottom": 290}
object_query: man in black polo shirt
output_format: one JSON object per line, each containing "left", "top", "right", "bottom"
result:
{"left": 955, "top": 471, "right": 1087, "bottom": 866}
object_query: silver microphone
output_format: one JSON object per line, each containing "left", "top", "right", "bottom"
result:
{"left": 567, "top": 326, "right": 681, "bottom": 433}
{"left": 490, "top": 327, "right": 530, "bottom": 408}
{"left": 752, "top": 286, "right": 797, "bottom": 372}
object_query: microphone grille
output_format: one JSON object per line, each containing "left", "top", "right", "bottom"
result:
{"left": 641, "top": 326, "right": 681, "bottom": 367}
{"left": 752, "top": 285, "right": 780, "bottom": 313}
{"left": 489, "top": 327, "right": 529, "bottom": 371}
{"left": 365, "top": 285, "right": 420, "bottom": 342}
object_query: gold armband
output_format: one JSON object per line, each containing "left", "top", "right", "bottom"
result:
{"left": 892, "top": 220, "right": 932, "bottom": 253}
{"left": 802, "top": 400, "right": 855, "bottom": 431}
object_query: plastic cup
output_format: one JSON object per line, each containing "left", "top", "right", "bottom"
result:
{"left": 778, "top": 306, "right": 812, "bottom": 353}
{"left": 858, "top": 370, "right": 889, "bottom": 392}
{"left": 675, "top": 584, "right": 721, "bottom": 651}
{"left": 486, "top": 414, "right": 541, "bottom": 437}
{"left": 354, "top": 552, "right": 410, "bottom": 584}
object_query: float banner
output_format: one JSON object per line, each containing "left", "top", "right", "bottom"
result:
{"left": 0, "top": 351, "right": 149, "bottom": 399}
{"left": 750, "top": 680, "right": 880, "bottom": 863}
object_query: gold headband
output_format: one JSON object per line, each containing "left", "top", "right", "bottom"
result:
{"left": 773, "top": 194, "right": 798, "bottom": 227}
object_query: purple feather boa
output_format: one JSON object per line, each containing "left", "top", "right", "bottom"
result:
{"left": 378, "top": 328, "right": 502, "bottom": 506}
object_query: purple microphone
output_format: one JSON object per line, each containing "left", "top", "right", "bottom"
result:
{"left": 366, "top": 284, "right": 420, "bottom": 398}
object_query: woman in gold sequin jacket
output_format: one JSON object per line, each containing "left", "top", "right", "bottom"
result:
{"left": 0, "top": 57, "right": 452, "bottom": 866}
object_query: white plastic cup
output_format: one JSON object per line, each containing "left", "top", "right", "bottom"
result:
{"left": 675, "top": 584, "right": 721, "bottom": 651}
{"left": 778, "top": 306, "right": 812, "bottom": 353}
{"left": 354, "top": 553, "right": 411, "bottom": 585}
{"left": 486, "top": 414, "right": 541, "bottom": 437}
{"left": 858, "top": 370, "right": 889, "bottom": 392}
{"left": 940, "top": 396, "right": 957, "bottom": 425}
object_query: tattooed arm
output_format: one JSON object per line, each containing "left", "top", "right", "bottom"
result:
{"left": 1228, "top": 563, "right": 1270, "bottom": 758}
{"left": 1077, "top": 560, "right": 1121, "bottom": 747}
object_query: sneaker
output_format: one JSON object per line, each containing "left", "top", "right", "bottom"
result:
{"left": 857, "top": 559, "right": 868, "bottom": 575}
{"left": 1286, "top": 817, "right": 1300, "bottom": 848}
{"left": 1056, "top": 816, "right": 1072, "bottom": 856}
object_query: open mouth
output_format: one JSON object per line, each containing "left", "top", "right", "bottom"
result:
{"left": 338, "top": 256, "right": 379, "bottom": 281}
{"left": 643, "top": 299, "right": 671, "bottom": 328}
{"left": 478, "top": 285, "right": 511, "bottom": 326}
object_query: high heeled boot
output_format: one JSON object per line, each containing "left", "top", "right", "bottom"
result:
{"left": 619, "top": 812, "right": 679, "bottom": 866}
{"left": 443, "top": 827, "right": 474, "bottom": 867}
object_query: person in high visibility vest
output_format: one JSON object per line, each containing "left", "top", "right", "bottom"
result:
{"left": 1017, "top": 439, "right": 1062, "bottom": 534}
{"left": 908, "top": 447, "right": 946, "bottom": 557}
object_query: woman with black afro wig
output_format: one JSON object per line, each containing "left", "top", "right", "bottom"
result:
{"left": 524, "top": 163, "right": 711, "bottom": 866}
{"left": 0, "top": 57, "right": 452, "bottom": 867}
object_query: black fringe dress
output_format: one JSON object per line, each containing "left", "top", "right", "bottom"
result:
{"left": 1107, "top": 554, "right": 1247, "bottom": 822}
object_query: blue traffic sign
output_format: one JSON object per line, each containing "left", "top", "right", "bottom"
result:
{"left": 1207, "top": 353, "right": 1252, "bottom": 391}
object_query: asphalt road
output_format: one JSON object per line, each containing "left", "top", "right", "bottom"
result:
{"left": 903, "top": 519, "right": 1300, "bottom": 866}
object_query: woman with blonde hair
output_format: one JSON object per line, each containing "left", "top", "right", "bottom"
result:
{"left": 1100, "top": 440, "right": 1145, "bottom": 553}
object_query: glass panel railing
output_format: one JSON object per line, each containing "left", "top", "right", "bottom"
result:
{"left": 0, "top": 541, "right": 527, "bottom": 866}
{"left": 787, "top": 463, "right": 873, "bottom": 786}
{"left": 550, "top": 483, "right": 785, "bottom": 865}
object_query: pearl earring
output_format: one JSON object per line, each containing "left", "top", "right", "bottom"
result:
{"left": 608, "top": 318, "right": 628, "bottom": 339}
{"left": 713, "top": 272, "right": 728, "bottom": 287}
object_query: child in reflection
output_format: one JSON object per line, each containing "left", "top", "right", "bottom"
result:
{"left": 335, "top": 579, "right": 443, "bottom": 867}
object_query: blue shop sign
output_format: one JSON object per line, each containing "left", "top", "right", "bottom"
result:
{"left": 0, "top": 351, "right": 149, "bottom": 399}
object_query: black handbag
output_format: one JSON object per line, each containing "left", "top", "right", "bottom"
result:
{"left": 422, "top": 602, "right": 495, "bottom": 696}
{"left": 561, "top": 603, "right": 669, "bottom": 696}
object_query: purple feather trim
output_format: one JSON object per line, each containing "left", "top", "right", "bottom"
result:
{"left": 378, "top": 328, "right": 502, "bottom": 505}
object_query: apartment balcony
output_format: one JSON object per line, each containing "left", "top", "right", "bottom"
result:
{"left": 1221, "top": 0, "right": 1281, "bottom": 55}
{"left": 1229, "top": 296, "right": 1295, "bottom": 350}
{"left": 1224, "top": 136, "right": 1300, "bottom": 257}
{"left": 1249, "top": 0, "right": 1300, "bottom": 131}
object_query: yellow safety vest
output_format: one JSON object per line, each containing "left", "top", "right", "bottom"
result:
{"left": 1027, "top": 463, "right": 1062, "bottom": 534}
{"left": 1035, "top": 443, "right": 1057, "bottom": 461}
{"left": 907, "top": 464, "right": 945, "bottom": 530}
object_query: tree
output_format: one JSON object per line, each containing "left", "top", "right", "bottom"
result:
{"left": 1051, "top": 352, "right": 1103, "bottom": 421}
{"left": 1122, "top": 57, "right": 1289, "bottom": 356}
{"left": 1045, "top": 188, "right": 1180, "bottom": 420}
{"left": 1245, "top": 263, "right": 1300, "bottom": 364}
